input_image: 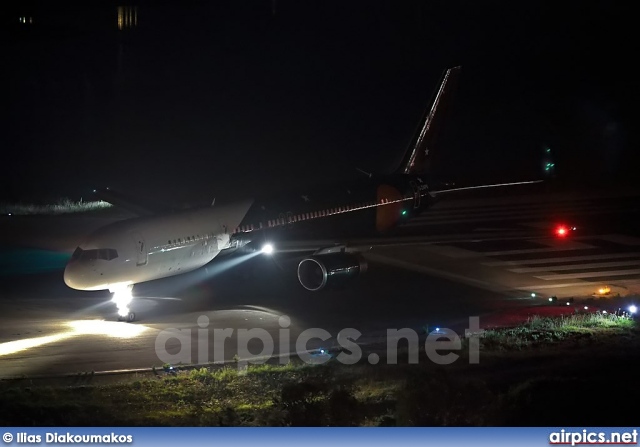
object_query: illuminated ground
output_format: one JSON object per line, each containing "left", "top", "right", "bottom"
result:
{"left": 0, "top": 185, "right": 639, "bottom": 378}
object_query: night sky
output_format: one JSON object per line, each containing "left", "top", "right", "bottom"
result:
{"left": 4, "top": 1, "right": 636, "bottom": 205}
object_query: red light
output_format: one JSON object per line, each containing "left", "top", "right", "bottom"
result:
{"left": 556, "top": 226, "right": 568, "bottom": 237}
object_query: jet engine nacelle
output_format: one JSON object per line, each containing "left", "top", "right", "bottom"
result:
{"left": 297, "top": 253, "right": 367, "bottom": 292}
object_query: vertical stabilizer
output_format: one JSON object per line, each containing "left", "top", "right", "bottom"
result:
{"left": 396, "top": 66, "right": 461, "bottom": 175}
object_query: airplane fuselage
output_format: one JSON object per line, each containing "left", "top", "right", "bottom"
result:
{"left": 63, "top": 174, "right": 431, "bottom": 292}
{"left": 63, "top": 199, "right": 253, "bottom": 291}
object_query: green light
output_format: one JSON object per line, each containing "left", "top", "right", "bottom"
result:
{"left": 546, "top": 148, "right": 551, "bottom": 153}
{"left": 401, "top": 210, "right": 407, "bottom": 216}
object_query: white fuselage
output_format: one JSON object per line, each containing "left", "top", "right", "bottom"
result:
{"left": 63, "top": 200, "right": 252, "bottom": 291}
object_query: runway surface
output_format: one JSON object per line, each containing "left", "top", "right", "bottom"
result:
{"left": 1, "top": 185, "right": 639, "bottom": 378}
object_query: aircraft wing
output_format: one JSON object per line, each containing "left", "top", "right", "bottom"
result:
{"left": 428, "top": 180, "right": 543, "bottom": 197}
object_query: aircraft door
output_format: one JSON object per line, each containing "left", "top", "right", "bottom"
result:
{"left": 131, "top": 232, "right": 148, "bottom": 266}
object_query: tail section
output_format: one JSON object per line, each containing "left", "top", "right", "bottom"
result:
{"left": 396, "top": 66, "right": 461, "bottom": 175}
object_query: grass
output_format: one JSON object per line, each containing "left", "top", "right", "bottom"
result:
{"left": 0, "top": 313, "right": 638, "bottom": 426}
{"left": 0, "top": 198, "right": 112, "bottom": 216}
{"left": 481, "top": 311, "right": 635, "bottom": 350}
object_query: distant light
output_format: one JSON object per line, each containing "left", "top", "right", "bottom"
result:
{"left": 435, "top": 327, "right": 440, "bottom": 332}
{"left": 566, "top": 302, "right": 570, "bottom": 306}
{"left": 531, "top": 293, "right": 536, "bottom": 298}
{"left": 7, "top": 213, "right": 11, "bottom": 216}
{"left": 597, "top": 286, "right": 611, "bottom": 295}
{"left": 629, "top": 305, "right": 637, "bottom": 314}
{"left": 320, "top": 349, "right": 325, "bottom": 354}
{"left": 548, "top": 297, "right": 553, "bottom": 302}
{"left": 546, "top": 148, "right": 551, "bottom": 153}
{"left": 584, "top": 306, "right": 589, "bottom": 310}
{"left": 603, "top": 310, "right": 608, "bottom": 315}
{"left": 556, "top": 226, "right": 568, "bottom": 237}
{"left": 261, "top": 243, "right": 274, "bottom": 255}
{"left": 401, "top": 210, "right": 407, "bottom": 216}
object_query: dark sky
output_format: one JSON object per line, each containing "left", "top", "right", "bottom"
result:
{"left": 3, "top": 0, "right": 636, "bottom": 204}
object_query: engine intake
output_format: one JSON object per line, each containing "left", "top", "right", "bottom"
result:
{"left": 297, "top": 253, "right": 367, "bottom": 291}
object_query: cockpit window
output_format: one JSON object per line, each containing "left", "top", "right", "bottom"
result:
{"left": 98, "top": 248, "right": 119, "bottom": 260}
{"left": 71, "top": 247, "right": 83, "bottom": 261}
{"left": 79, "top": 250, "right": 98, "bottom": 261}
{"left": 75, "top": 248, "right": 118, "bottom": 261}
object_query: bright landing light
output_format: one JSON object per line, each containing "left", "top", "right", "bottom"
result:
{"left": 261, "top": 243, "right": 274, "bottom": 255}
{"left": 629, "top": 305, "right": 637, "bottom": 314}
{"left": 111, "top": 286, "right": 134, "bottom": 317}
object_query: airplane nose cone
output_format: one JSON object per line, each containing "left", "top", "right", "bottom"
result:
{"left": 63, "top": 261, "right": 83, "bottom": 290}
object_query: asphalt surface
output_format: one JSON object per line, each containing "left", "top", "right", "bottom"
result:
{"left": 1, "top": 185, "right": 639, "bottom": 378}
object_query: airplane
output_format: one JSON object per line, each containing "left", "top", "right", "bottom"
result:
{"left": 63, "top": 66, "right": 540, "bottom": 321}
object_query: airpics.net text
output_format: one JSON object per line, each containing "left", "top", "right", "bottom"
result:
{"left": 154, "top": 316, "right": 485, "bottom": 368}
